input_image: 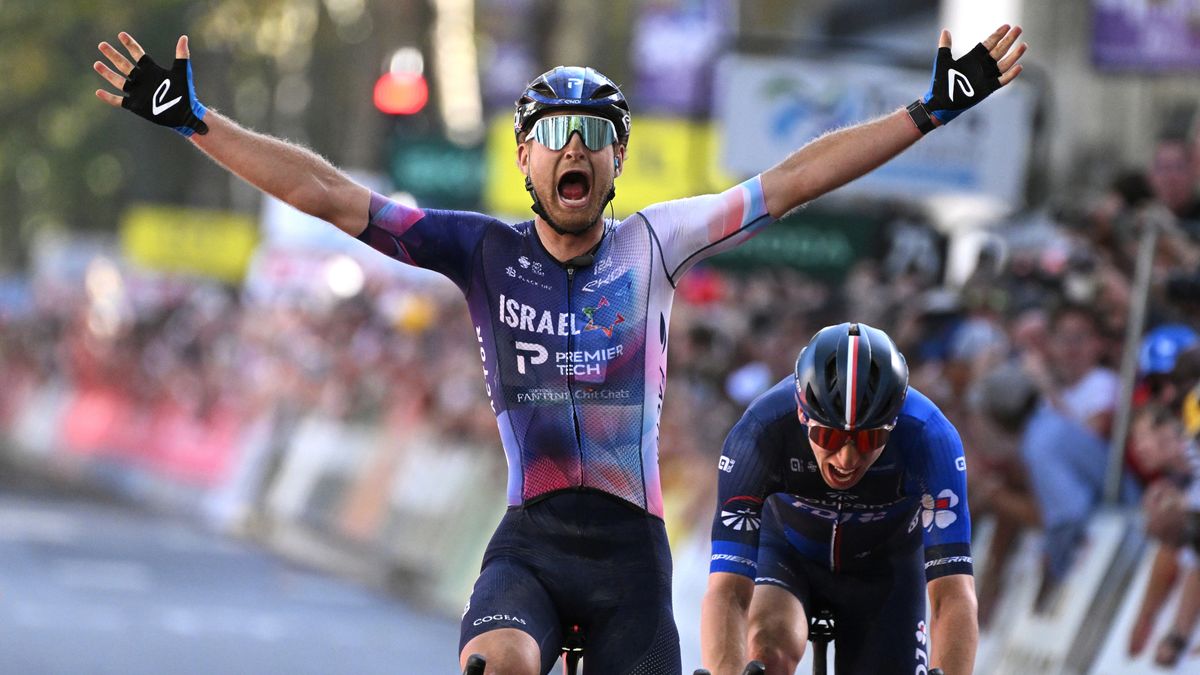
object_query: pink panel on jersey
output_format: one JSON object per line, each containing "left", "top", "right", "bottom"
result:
{"left": 369, "top": 194, "right": 426, "bottom": 238}
{"left": 708, "top": 183, "right": 747, "bottom": 242}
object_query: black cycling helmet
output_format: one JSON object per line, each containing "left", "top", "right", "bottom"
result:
{"left": 794, "top": 322, "right": 909, "bottom": 430}
{"left": 513, "top": 66, "right": 631, "bottom": 145}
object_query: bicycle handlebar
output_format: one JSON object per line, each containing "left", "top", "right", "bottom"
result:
{"left": 741, "top": 661, "right": 766, "bottom": 675}
{"left": 463, "top": 654, "right": 486, "bottom": 675}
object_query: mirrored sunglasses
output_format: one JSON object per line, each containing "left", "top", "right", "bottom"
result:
{"left": 805, "top": 421, "right": 893, "bottom": 453}
{"left": 530, "top": 115, "right": 618, "bottom": 152}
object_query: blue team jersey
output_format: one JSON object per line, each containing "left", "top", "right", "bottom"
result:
{"left": 710, "top": 377, "right": 973, "bottom": 580}
{"left": 356, "top": 179, "right": 773, "bottom": 517}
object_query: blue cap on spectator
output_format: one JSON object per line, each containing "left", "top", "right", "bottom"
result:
{"left": 1139, "top": 324, "right": 1200, "bottom": 375}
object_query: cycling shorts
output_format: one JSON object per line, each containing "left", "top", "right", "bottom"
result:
{"left": 755, "top": 501, "right": 931, "bottom": 675}
{"left": 459, "top": 489, "right": 681, "bottom": 675}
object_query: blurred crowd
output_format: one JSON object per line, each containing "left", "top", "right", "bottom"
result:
{"left": 3, "top": 128, "right": 1200, "bottom": 653}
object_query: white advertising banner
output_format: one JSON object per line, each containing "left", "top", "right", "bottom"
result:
{"left": 715, "top": 54, "right": 1035, "bottom": 207}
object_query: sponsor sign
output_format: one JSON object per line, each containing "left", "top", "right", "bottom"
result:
{"left": 714, "top": 54, "right": 1034, "bottom": 207}
{"left": 120, "top": 204, "right": 259, "bottom": 283}
{"left": 1093, "top": 0, "right": 1200, "bottom": 72}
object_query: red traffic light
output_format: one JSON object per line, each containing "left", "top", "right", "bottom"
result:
{"left": 373, "top": 71, "right": 429, "bottom": 115}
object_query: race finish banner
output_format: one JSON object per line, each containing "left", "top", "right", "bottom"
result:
{"left": 714, "top": 54, "right": 1035, "bottom": 209}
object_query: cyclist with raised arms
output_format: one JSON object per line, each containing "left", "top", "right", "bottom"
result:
{"left": 701, "top": 323, "right": 977, "bottom": 675}
{"left": 94, "top": 23, "right": 1021, "bottom": 675}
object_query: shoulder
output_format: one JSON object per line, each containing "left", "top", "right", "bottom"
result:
{"left": 895, "top": 387, "right": 961, "bottom": 447}
{"left": 726, "top": 377, "right": 798, "bottom": 442}
{"left": 637, "top": 177, "right": 767, "bottom": 227}
{"left": 1079, "top": 367, "right": 1120, "bottom": 390}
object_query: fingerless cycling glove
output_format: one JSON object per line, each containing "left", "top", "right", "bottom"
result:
{"left": 122, "top": 54, "right": 208, "bottom": 137}
{"left": 908, "top": 43, "right": 1002, "bottom": 134}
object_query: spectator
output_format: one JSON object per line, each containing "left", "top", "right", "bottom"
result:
{"left": 968, "top": 362, "right": 1042, "bottom": 626}
{"left": 1149, "top": 137, "right": 1200, "bottom": 241}
{"left": 1136, "top": 420, "right": 1200, "bottom": 667}
{"left": 1019, "top": 304, "right": 1136, "bottom": 606}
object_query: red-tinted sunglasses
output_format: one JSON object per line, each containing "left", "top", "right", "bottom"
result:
{"left": 803, "top": 418, "right": 893, "bottom": 452}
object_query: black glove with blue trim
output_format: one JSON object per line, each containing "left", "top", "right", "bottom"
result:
{"left": 122, "top": 53, "right": 208, "bottom": 137}
{"left": 906, "top": 25, "right": 1027, "bottom": 135}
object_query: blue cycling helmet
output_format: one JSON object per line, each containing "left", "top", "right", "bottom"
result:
{"left": 794, "top": 322, "right": 910, "bottom": 430}
{"left": 514, "top": 66, "right": 631, "bottom": 145}
{"left": 1139, "top": 324, "right": 1200, "bottom": 375}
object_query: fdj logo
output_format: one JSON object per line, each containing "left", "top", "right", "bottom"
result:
{"left": 718, "top": 456, "right": 736, "bottom": 473}
{"left": 515, "top": 342, "right": 548, "bottom": 374}
{"left": 582, "top": 297, "right": 625, "bottom": 338}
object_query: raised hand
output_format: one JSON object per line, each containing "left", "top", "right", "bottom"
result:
{"left": 94, "top": 32, "right": 209, "bottom": 137}
{"left": 908, "top": 24, "right": 1028, "bottom": 133}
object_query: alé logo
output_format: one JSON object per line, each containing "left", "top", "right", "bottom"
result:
{"left": 947, "top": 69, "right": 973, "bottom": 102}
{"left": 152, "top": 79, "right": 182, "bottom": 116}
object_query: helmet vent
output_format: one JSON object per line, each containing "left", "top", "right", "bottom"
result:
{"left": 531, "top": 81, "right": 556, "bottom": 97}
{"left": 824, "top": 356, "right": 843, "bottom": 412}
{"left": 591, "top": 84, "right": 619, "bottom": 99}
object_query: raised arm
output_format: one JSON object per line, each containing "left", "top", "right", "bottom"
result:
{"left": 760, "top": 24, "right": 1027, "bottom": 218}
{"left": 94, "top": 33, "right": 370, "bottom": 236}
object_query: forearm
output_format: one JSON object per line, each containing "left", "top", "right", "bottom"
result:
{"left": 1171, "top": 567, "right": 1200, "bottom": 634}
{"left": 701, "top": 581, "right": 753, "bottom": 675}
{"left": 930, "top": 585, "right": 979, "bottom": 675}
{"left": 191, "top": 111, "right": 369, "bottom": 235}
{"left": 760, "top": 108, "right": 922, "bottom": 218}
{"left": 1138, "top": 546, "right": 1181, "bottom": 620}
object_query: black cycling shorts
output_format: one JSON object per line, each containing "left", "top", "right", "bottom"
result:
{"left": 459, "top": 489, "right": 681, "bottom": 675}
{"left": 755, "top": 501, "right": 930, "bottom": 675}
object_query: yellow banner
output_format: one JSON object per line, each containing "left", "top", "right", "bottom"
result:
{"left": 484, "top": 115, "right": 737, "bottom": 219}
{"left": 119, "top": 205, "right": 259, "bottom": 283}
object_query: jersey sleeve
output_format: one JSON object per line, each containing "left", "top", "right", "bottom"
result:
{"left": 355, "top": 192, "right": 490, "bottom": 291}
{"left": 640, "top": 175, "right": 775, "bottom": 284}
{"left": 916, "top": 410, "right": 974, "bottom": 581}
{"left": 709, "top": 409, "right": 782, "bottom": 579}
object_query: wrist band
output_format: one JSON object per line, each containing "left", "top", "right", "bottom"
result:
{"left": 906, "top": 100, "right": 936, "bottom": 135}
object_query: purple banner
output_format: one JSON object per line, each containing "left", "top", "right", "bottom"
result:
{"left": 632, "top": 0, "right": 731, "bottom": 114}
{"left": 1093, "top": 0, "right": 1200, "bottom": 71}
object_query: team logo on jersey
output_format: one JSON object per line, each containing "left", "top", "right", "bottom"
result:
{"left": 582, "top": 296, "right": 625, "bottom": 338}
{"left": 514, "top": 341, "right": 548, "bottom": 374}
{"left": 789, "top": 457, "right": 817, "bottom": 473}
{"left": 720, "top": 495, "right": 763, "bottom": 531}
{"left": 718, "top": 456, "right": 736, "bottom": 473}
{"left": 516, "top": 256, "right": 544, "bottom": 276}
{"left": 919, "top": 489, "right": 959, "bottom": 531}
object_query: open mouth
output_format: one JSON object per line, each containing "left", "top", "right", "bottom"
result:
{"left": 557, "top": 171, "right": 591, "bottom": 205}
{"left": 827, "top": 464, "right": 856, "bottom": 484}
